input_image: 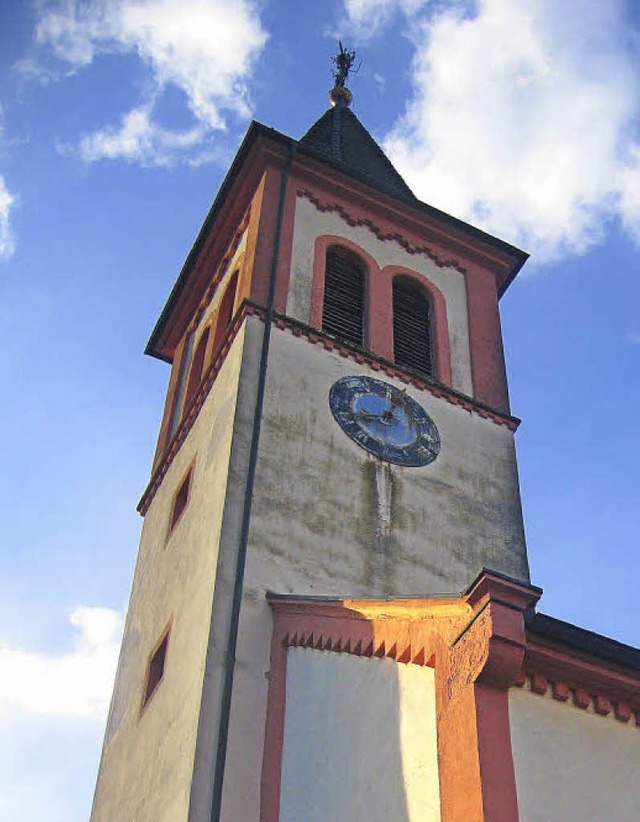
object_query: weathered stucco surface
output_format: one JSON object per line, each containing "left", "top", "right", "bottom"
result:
{"left": 219, "top": 316, "right": 528, "bottom": 818}
{"left": 287, "top": 195, "right": 474, "bottom": 396}
{"left": 280, "top": 647, "right": 441, "bottom": 822}
{"left": 90, "top": 327, "right": 246, "bottom": 822}
{"left": 250, "top": 325, "right": 528, "bottom": 599}
{"left": 509, "top": 686, "right": 640, "bottom": 821}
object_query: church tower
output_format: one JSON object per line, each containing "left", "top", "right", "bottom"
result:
{"left": 91, "top": 53, "right": 541, "bottom": 821}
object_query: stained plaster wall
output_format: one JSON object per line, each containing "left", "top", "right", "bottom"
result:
{"left": 249, "top": 326, "right": 528, "bottom": 599}
{"left": 219, "top": 318, "right": 528, "bottom": 819}
{"left": 286, "top": 195, "right": 474, "bottom": 396}
{"left": 91, "top": 327, "right": 246, "bottom": 822}
{"left": 279, "top": 648, "right": 441, "bottom": 822}
{"left": 509, "top": 686, "right": 640, "bottom": 821}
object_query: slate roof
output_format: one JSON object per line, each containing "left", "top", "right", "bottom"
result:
{"left": 299, "top": 104, "right": 417, "bottom": 203}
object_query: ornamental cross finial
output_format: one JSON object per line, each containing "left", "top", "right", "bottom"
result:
{"left": 332, "top": 41, "right": 356, "bottom": 88}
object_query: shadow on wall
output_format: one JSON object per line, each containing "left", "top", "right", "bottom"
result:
{"left": 269, "top": 604, "right": 441, "bottom": 822}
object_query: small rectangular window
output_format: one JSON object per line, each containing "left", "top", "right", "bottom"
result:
{"left": 168, "top": 465, "right": 192, "bottom": 534}
{"left": 142, "top": 626, "right": 170, "bottom": 710}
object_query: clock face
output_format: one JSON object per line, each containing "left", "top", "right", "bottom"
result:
{"left": 329, "top": 376, "right": 440, "bottom": 467}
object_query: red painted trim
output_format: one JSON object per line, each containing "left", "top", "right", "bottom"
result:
{"left": 464, "top": 261, "right": 510, "bottom": 413}
{"left": 260, "top": 625, "right": 288, "bottom": 822}
{"left": 261, "top": 596, "right": 463, "bottom": 822}
{"left": 260, "top": 573, "right": 542, "bottom": 822}
{"left": 137, "top": 303, "right": 255, "bottom": 515}
{"left": 150, "top": 130, "right": 525, "bottom": 359}
{"left": 475, "top": 683, "right": 520, "bottom": 822}
{"left": 517, "top": 637, "right": 640, "bottom": 723}
{"left": 249, "top": 166, "right": 284, "bottom": 307}
{"left": 299, "top": 188, "right": 469, "bottom": 276}
{"left": 138, "top": 302, "right": 521, "bottom": 515}
{"left": 271, "top": 309, "right": 519, "bottom": 429}
{"left": 300, "top": 190, "right": 512, "bottom": 403}
{"left": 273, "top": 177, "right": 297, "bottom": 314}
{"left": 155, "top": 208, "right": 251, "bottom": 360}
{"left": 309, "top": 234, "right": 382, "bottom": 344}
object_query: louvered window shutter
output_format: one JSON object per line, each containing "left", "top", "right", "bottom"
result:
{"left": 393, "top": 279, "right": 434, "bottom": 379}
{"left": 322, "top": 248, "right": 365, "bottom": 348}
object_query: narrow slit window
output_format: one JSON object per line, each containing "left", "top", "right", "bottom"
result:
{"left": 183, "top": 327, "right": 210, "bottom": 414}
{"left": 212, "top": 271, "right": 238, "bottom": 354}
{"left": 167, "top": 331, "right": 195, "bottom": 439}
{"left": 322, "top": 247, "right": 365, "bottom": 348}
{"left": 393, "top": 279, "right": 434, "bottom": 379}
{"left": 169, "top": 466, "right": 192, "bottom": 534}
{"left": 142, "top": 628, "right": 170, "bottom": 710}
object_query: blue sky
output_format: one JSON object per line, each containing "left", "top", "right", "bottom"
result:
{"left": 1, "top": 0, "right": 639, "bottom": 818}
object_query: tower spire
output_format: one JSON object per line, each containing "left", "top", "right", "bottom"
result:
{"left": 329, "top": 41, "right": 356, "bottom": 107}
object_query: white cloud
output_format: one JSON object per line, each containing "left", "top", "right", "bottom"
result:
{"left": 627, "top": 332, "right": 640, "bottom": 345}
{"left": 344, "top": 0, "right": 640, "bottom": 262}
{"left": 35, "top": 0, "right": 268, "bottom": 165}
{"left": 343, "top": 0, "right": 426, "bottom": 40}
{"left": 77, "top": 104, "right": 204, "bottom": 167}
{"left": 0, "top": 175, "right": 16, "bottom": 259}
{"left": 0, "top": 606, "right": 123, "bottom": 720}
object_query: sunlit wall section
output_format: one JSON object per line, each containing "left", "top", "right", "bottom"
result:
{"left": 279, "top": 647, "right": 441, "bottom": 822}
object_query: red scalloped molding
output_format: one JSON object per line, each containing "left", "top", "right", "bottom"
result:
{"left": 138, "top": 301, "right": 519, "bottom": 514}
{"left": 281, "top": 621, "right": 434, "bottom": 668}
{"left": 272, "top": 309, "right": 519, "bottom": 431}
{"left": 298, "top": 189, "right": 466, "bottom": 273}
{"left": 514, "top": 671, "right": 640, "bottom": 727}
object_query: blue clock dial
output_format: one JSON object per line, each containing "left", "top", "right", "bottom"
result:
{"left": 329, "top": 376, "right": 440, "bottom": 467}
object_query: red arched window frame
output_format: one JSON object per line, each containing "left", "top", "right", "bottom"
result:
{"left": 383, "top": 267, "right": 452, "bottom": 387}
{"left": 321, "top": 245, "right": 367, "bottom": 349}
{"left": 392, "top": 277, "right": 435, "bottom": 379}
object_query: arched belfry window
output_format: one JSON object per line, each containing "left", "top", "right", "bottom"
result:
{"left": 393, "top": 278, "right": 434, "bottom": 379}
{"left": 322, "top": 246, "right": 365, "bottom": 348}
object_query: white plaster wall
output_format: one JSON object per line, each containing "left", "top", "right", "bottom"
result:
{"left": 247, "top": 326, "right": 528, "bottom": 600}
{"left": 280, "top": 648, "right": 441, "bottom": 822}
{"left": 509, "top": 686, "right": 640, "bottom": 821}
{"left": 91, "top": 327, "right": 246, "bottom": 822}
{"left": 287, "top": 196, "right": 473, "bottom": 395}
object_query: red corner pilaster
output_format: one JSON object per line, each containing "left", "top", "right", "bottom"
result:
{"left": 464, "top": 262, "right": 511, "bottom": 413}
{"left": 465, "top": 571, "right": 542, "bottom": 822}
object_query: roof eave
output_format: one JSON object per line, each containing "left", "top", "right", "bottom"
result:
{"left": 145, "top": 122, "right": 295, "bottom": 361}
{"left": 146, "top": 120, "right": 528, "bottom": 360}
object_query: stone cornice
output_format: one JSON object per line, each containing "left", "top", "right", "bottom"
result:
{"left": 516, "top": 638, "right": 640, "bottom": 726}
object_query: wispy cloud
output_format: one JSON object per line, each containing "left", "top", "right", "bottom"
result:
{"left": 627, "top": 332, "right": 640, "bottom": 345}
{"left": 0, "top": 607, "right": 123, "bottom": 720}
{"left": 343, "top": 0, "right": 640, "bottom": 263}
{"left": 0, "top": 175, "right": 16, "bottom": 259}
{"left": 75, "top": 105, "right": 204, "bottom": 168}
{"left": 34, "top": 0, "right": 268, "bottom": 166}
{"left": 343, "top": 0, "right": 425, "bottom": 40}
